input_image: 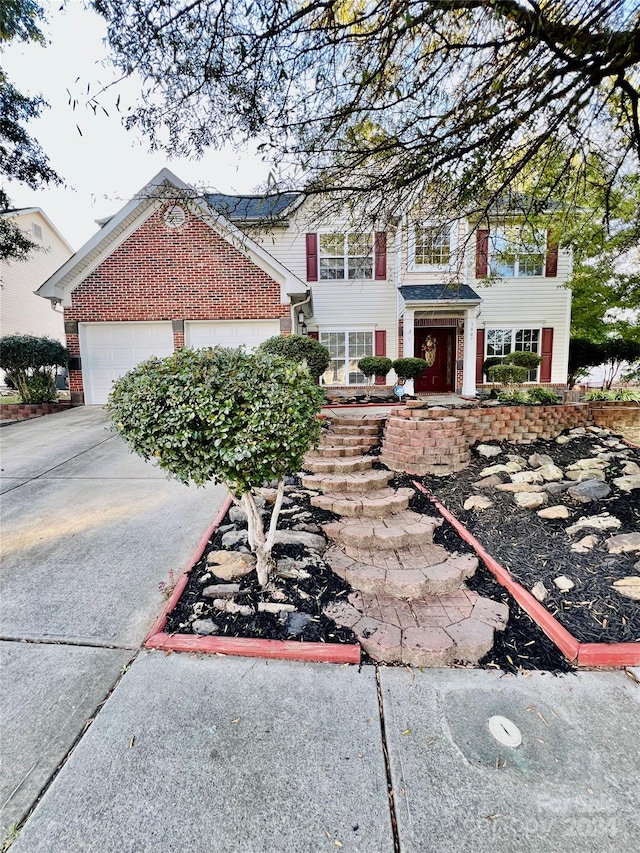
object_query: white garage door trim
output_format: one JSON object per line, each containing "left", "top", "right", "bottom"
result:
{"left": 80, "top": 321, "right": 174, "bottom": 405}
{"left": 184, "top": 320, "right": 281, "bottom": 351}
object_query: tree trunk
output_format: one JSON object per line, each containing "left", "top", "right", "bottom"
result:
{"left": 238, "top": 479, "right": 286, "bottom": 587}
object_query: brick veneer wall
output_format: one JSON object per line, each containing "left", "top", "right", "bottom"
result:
{"left": 0, "top": 402, "right": 71, "bottom": 421}
{"left": 64, "top": 205, "right": 290, "bottom": 402}
{"left": 380, "top": 416, "right": 470, "bottom": 475}
{"left": 591, "top": 404, "right": 640, "bottom": 445}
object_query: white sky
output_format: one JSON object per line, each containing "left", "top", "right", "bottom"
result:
{"left": 2, "top": 0, "right": 270, "bottom": 249}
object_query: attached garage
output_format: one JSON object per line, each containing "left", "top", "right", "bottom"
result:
{"left": 185, "top": 320, "right": 281, "bottom": 351}
{"left": 79, "top": 322, "right": 174, "bottom": 405}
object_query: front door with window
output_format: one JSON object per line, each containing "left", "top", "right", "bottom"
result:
{"left": 414, "top": 328, "right": 456, "bottom": 393}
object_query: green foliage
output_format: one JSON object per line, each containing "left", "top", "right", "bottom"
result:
{"left": 505, "top": 350, "right": 542, "bottom": 370}
{"left": 600, "top": 338, "right": 640, "bottom": 389}
{"left": 583, "top": 389, "right": 640, "bottom": 402}
{"left": 568, "top": 338, "right": 605, "bottom": 387}
{"left": 0, "top": 334, "right": 68, "bottom": 402}
{"left": 486, "top": 364, "right": 528, "bottom": 386}
{"left": 259, "top": 334, "right": 330, "bottom": 378}
{"left": 525, "top": 387, "right": 561, "bottom": 405}
{"left": 482, "top": 356, "right": 502, "bottom": 379}
{"left": 497, "top": 390, "right": 529, "bottom": 404}
{"left": 357, "top": 356, "right": 392, "bottom": 378}
{"left": 107, "top": 347, "right": 325, "bottom": 494}
{"left": 392, "top": 357, "right": 426, "bottom": 381}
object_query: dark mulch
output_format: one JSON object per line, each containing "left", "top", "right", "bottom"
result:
{"left": 397, "top": 433, "right": 640, "bottom": 646}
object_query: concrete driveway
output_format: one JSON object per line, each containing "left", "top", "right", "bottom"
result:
{"left": 0, "top": 407, "right": 227, "bottom": 839}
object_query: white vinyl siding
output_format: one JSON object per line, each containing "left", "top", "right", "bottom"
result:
{"left": 185, "top": 320, "right": 280, "bottom": 351}
{"left": 80, "top": 322, "right": 174, "bottom": 405}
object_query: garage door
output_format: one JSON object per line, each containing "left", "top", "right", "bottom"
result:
{"left": 185, "top": 320, "right": 280, "bottom": 352}
{"left": 80, "top": 322, "right": 174, "bottom": 405}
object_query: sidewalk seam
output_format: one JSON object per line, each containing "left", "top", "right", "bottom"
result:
{"left": 375, "top": 666, "right": 401, "bottom": 853}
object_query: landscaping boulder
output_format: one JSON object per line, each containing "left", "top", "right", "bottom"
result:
{"left": 567, "top": 480, "right": 611, "bottom": 503}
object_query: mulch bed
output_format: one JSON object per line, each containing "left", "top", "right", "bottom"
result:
{"left": 161, "top": 427, "right": 638, "bottom": 674}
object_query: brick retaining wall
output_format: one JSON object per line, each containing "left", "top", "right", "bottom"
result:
{"left": 590, "top": 404, "right": 640, "bottom": 446}
{"left": 0, "top": 402, "right": 72, "bottom": 421}
{"left": 380, "top": 416, "right": 471, "bottom": 476}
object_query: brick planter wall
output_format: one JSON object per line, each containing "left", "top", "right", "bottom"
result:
{"left": 0, "top": 402, "right": 72, "bottom": 421}
{"left": 590, "top": 404, "right": 640, "bottom": 445}
{"left": 380, "top": 416, "right": 471, "bottom": 475}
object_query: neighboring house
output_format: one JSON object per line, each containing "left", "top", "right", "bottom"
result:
{"left": 37, "top": 169, "right": 572, "bottom": 405}
{"left": 1, "top": 209, "right": 73, "bottom": 345}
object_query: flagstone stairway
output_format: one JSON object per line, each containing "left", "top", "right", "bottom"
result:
{"left": 302, "top": 415, "right": 509, "bottom": 665}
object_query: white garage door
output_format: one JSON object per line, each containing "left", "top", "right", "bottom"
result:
{"left": 80, "top": 322, "right": 174, "bottom": 405}
{"left": 185, "top": 320, "right": 281, "bottom": 351}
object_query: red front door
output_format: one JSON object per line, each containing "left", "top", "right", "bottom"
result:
{"left": 414, "top": 328, "right": 456, "bottom": 393}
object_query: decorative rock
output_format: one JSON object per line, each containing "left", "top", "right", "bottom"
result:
{"left": 567, "top": 480, "right": 611, "bottom": 503}
{"left": 207, "top": 550, "right": 256, "bottom": 580}
{"left": 505, "top": 461, "right": 524, "bottom": 473}
{"left": 291, "top": 523, "right": 323, "bottom": 534}
{"left": 212, "top": 599, "right": 254, "bottom": 616}
{"left": 544, "top": 481, "right": 572, "bottom": 495}
{"left": 505, "top": 454, "right": 527, "bottom": 465}
{"left": 275, "top": 558, "right": 312, "bottom": 581}
{"left": 479, "top": 464, "right": 513, "bottom": 477}
{"left": 566, "top": 469, "right": 606, "bottom": 482}
{"left": 570, "top": 535, "right": 599, "bottom": 553}
{"left": 472, "top": 475, "right": 504, "bottom": 490}
{"left": 531, "top": 581, "right": 549, "bottom": 602}
{"left": 514, "top": 492, "right": 547, "bottom": 509}
{"left": 220, "top": 529, "right": 250, "bottom": 549}
{"left": 567, "top": 458, "right": 607, "bottom": 471}
{"left": 604, "top": 533, "right": 640, "bottom": 555}
{"left": 495, "top": 483, "right": 544, "bottom": 493}
{"left": 191, "top": 618, "right": 219, "bottom": 636}
{"left": 622, "top": 461, "right": 640, "bottom": 475}
{"left": 635, "top": 560, "right": 640, "bottom": 572}
{"left": 463, "top": 495, "right": 494, "bottom": 511}
{"left": 537, "top": 505, "right": 570, "bottom": 519}
{"left": 570, "top": 427, "right": 587, "bottom": 435}
{"left": 537, "top": 464, "right": 565, "bottom": 482}
{"left": 555, "top": 435, "right": 572, "bottom": 444}
{"left": 477, "top": 444, "right": 502, "bottom": 457}
{"left": 613, "top": 474, "right": 640, "bottom": 492}
{"left": 553, "top": 575, "right": 575, "bottom": 591}
{"left": 257, "top": 602, "right": 296, "bottom": 614}
{"left": 274, "top": 529, "right": 327, "bottom": 553}
{"left": 566, "top": 513, "right": 621, "bottom": 536}
{"left": 528, "top": 453, "right": 555, "bottom": 468}
{"left": 612, "top": 577, "right": 640, "bottom": 601}
{"left": 511, "top": 471, "right": 544, "bottom": 485}
{"left": 283, "top": 611, "right": 315, "bottom": 638}
{"left": 202, "top": 583, "right": 243, "bottom": 599}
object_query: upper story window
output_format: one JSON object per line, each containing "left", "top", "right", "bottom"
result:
{"left": 319, "top": 232, "right": 373, "bottom": 280}
{"left": 413, "top": 223, "right": 452, "bottom": 267}
{"left": 490, "top": 228, "right": 545, "bottom": 277}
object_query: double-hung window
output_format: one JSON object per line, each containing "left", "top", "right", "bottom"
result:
{"left": 319, "top": 233, "right": 373, "bottom": 280}
{"left": 486, "top": 328, "right": 541, "bottom": 381}
{"left": 412, "top": 223, "right": 453, "bottom": 267}
{"left": 490, "top": 228, "right": 545, "bottom": 277}
{"left": 319, "top": 331, "right": 373, "bottom": 385}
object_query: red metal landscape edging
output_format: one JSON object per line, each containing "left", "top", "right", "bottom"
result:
{"left": 145, "top": 494, "right": 361, "bottom": 665}
{"left": 413, "top": 482, "right": 640, "bottom": 668}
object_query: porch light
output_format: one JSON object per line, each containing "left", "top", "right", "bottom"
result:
{"left": 297, "top": 309, "right": 306, "bottom": 323}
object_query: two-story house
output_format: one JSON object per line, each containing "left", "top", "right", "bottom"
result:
{"left": 37, "top": 169, "right": 571, "bottom": 405}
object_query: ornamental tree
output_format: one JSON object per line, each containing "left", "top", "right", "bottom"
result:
{"left": 107, "top": 347, "right": 325, "bottom": 585}
{"left": 0, "top": 334, "right": 68, "bottom": 402}
{"left": 259, "top": 334, "right": 330, "bottom": 378}
{"left": 357, "top": 356, "right": 392, "bottom": 396}
{"left": 392, "top": 358, "right": 427, "bottom": 383}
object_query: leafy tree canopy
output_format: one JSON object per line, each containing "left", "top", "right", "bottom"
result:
{"left": 0, "top": 0, "right": 62, "bottom": 261}
{"left": 91, "top": 0, "right": 640, "bottom": 224}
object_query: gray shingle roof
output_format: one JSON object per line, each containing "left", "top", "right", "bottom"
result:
{"left": 400, "top": 284, "right": 481, "bottom": 302}
{"left": 207, "top": 193, "right": 299, "bottom": 221}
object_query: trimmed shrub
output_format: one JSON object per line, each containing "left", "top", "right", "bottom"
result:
{"left": 526, "top": 387, "right": 561, "bottom": 404}
{"left": 497, "top": 390, "right": 529, "bottom": 404}
{"left": 392, "top": 357, "right": 427, "bottom": 382}
{"left": 487, "top": 364, "right": 528, "bottom": 385}
{"left": 0, "top": 335, "right": 69, "bottom": 403}
{"left": 358, "top": 356, "right": 393, "bottom": 394}
{"left": 482, "top": 356, "right": 502, "bottom": 379}
{"left": 259, "top": 334, "right": 330, "bottom": 378}
{"left": 107, "top": 347, "right": 325, "bottom": 585}
{"left": 505, "top": 350, "right": 542, "bottom": 370}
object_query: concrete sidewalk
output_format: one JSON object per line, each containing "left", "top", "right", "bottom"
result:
{"left": 5, "top": 653, "right": 639, "bottom": 853}
{"left": 0, "top": 408, "right": 227, "bottom": 839}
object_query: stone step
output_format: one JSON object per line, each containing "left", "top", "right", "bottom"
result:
{"left": 323, "top": 590, "right": 508, "bottom": 665}
{"left": 311, "top": 487, "right": 415, "bottom": 517}
{"left": 321, "top": 434, "right": 379, "bottom": 447}
{"left": 330, "top": 424, "right": 382, "bottom": 436}
{"left": 314, "top": 445, "right": 373, "bottom": 458}
{"left": 322, "top": 510, "right": 442, "bottom": 550}
{"left": 300, "top": 469, "right": 394, "bottom": 493}
{"left": 302, "top": 455, "right": 374, "bottom": 474}
{"left": 329, "top": 416, "right": 387, "bottom": 427}
{"left": 324, "top": 543, "right": 478, "bottom": 597}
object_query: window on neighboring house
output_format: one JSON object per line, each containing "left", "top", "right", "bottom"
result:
{"left": 319, "top": 331, "right": 373, "bottom": 385}
{"left": 490, "top": 228, "right": 545, "bottom": 277}
{"left": 319, "top": 233, "right": 373, "bottom": 280}
{"left": 32, "top": 223, "right": 42, "bottom": 240}
{"left": 486, "top": 327, "right": 541, "bottom": 381}
{"left": 413, "top": 223, "right": 452, "bottom": 266}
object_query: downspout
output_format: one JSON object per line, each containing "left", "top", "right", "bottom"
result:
{"left": 291, "top": 289, "right": 313, "bottom": 335}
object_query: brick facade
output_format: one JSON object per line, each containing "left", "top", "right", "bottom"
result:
{"left": 64, "top": 206, "right": 290, "bottom": 402}
{"left": 0, "top": 402, "right": 71, "bottom": 421}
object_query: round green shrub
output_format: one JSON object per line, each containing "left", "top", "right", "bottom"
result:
{"left": 357, "top": 356, "right": 393, "bottom": 378}
{"left": 0, "top": 335, "right": 69, "bottom": 403}
{"left": 107, "top": 347, "right": 325, "bottom": 494}
{"left": 487, "top": 363, "right": 528, "bottom": 385}
{"left": 392, "top": 357, "right": 427, "bottom": 381}
{"left": 482, "top": 356, "right": 502, "bottom": 379}
{"left": 505, "top": 350, "right": 542, "bottom": 369}
{"left": 259, "top": 334, "right": 330, "bottom": 378}
{"left": 497, "top": 389, "right": 529, "bottom": 404}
